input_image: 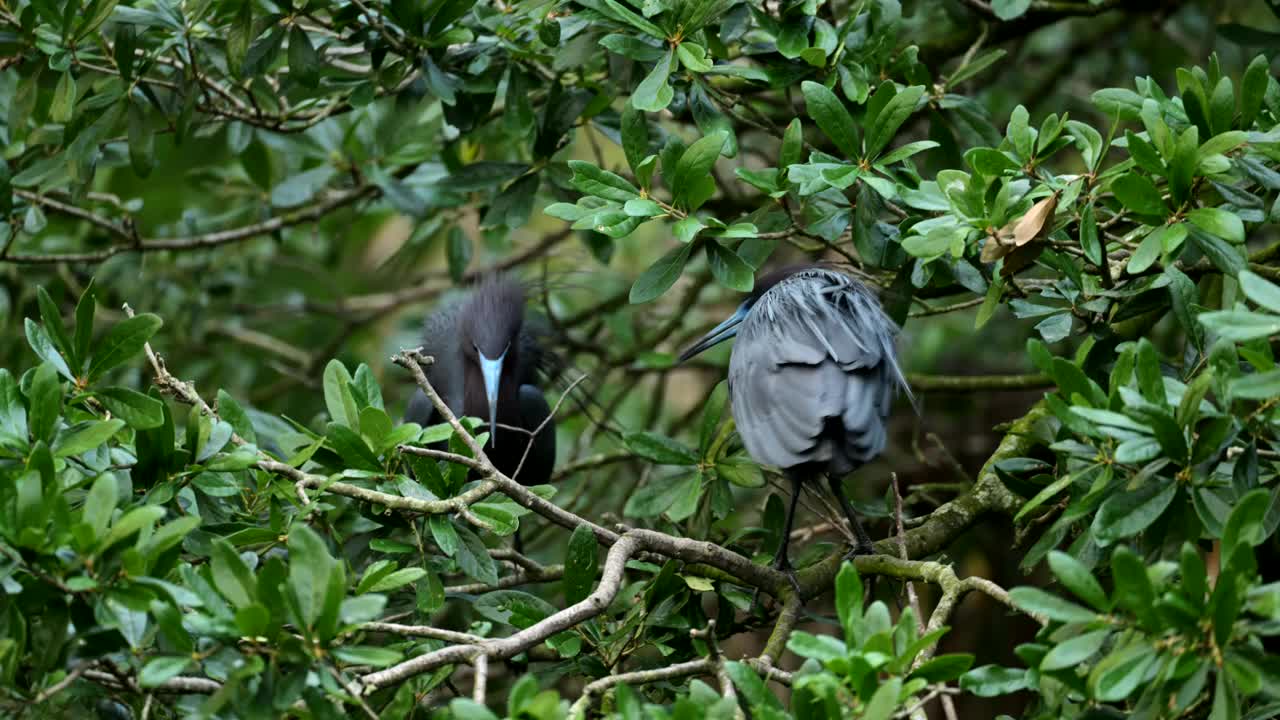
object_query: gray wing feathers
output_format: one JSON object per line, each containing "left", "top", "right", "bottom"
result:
{"left": 728, "top": 270, "right": 904, "bottom": 473}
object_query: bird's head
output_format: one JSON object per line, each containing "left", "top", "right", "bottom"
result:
{"left": 460, "top": 276, "right": 527, "bottom": 445}
{"left": 677, "top": 264, "right": 822, "bottom": 362}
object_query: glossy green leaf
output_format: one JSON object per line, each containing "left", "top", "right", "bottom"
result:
{"left": 87, "top": 314, "right": 163, "bottom": 382}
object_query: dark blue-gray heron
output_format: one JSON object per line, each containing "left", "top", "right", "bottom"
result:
{"left": 404, "top": 276, "right": 558, "bottom": 488}
{"left": 679, "top": 265, "right": 910, "bottom": 588}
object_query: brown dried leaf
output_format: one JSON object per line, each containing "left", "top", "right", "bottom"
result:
{"left": 1012, "top": 191, "right": 1060, "bottom": 247}
{"left": 999, "top": 243, "right": 1045, "bottom": 277}
{"left": 981, "top": 232, "right": 1011, "bottom": 262}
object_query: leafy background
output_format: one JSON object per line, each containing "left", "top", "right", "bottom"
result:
{"left": 1, "top": 0, "right": 1280, "bottom": 717}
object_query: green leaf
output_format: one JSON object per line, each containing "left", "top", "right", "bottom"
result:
{"left": 1222, "top": 488, "right": 1270, "bottom": 555}
{"left": 1188, "top": 207, "right": 1245, "bottom": 244}
{"left": 50, "top": 72, "right": 76, "bottom": 123}
{"left": 211, "top": 538, "right": 257, "bottom": 608}
{"left": 725, "top": 661, "right": 785, "bottom": 710}
{"left": 55, "top": 419, "right": 124, "bottom": 457}
{"left": 1008, "top": 586, "right": 1098, "bottom": 623}
{"left": 287, "top": 25, "right": 320, "bottom": 88}
{"left": 975, "top": 276, "right": 1004, "bottom": 330}
{"left": 1211, "top": 666, "right": 1240, "bottom": 720}
{"left": 911, "top": 654, "right": 975, "bottom": 682}
{"left": 216, "top": 389, "right": 255, "bottom": 444}
{"left": 366, "top": 567, "right": 427, "bottom": 593}
{"left": 72, "top": 279, "right": 96, "bottom": 370}
{"left": 866, "top": 85, "right": 925, "bottom": 160}
{"left": 877, "top": 140, "right": 939, "bottom": 165}
{"left": 801, "top": 81, "right": 858, "bottom": 158}
{"left": 326, "top": 422, "right": 383, "bottom": 472}
{"left": 780, "top": 118, "right": 804, "bottom": 170}
{"left": 1080, "top": 202, "right": 1103, "bottom": 266}
{"left": 676, "top": 42, "right": 712, "bottom": 72}
{"left": 454, "top": 523, "right": 498, "bottom": 585}
{"left": 1092, "top": 88, "right": 1144, "bottom": 120}
{"left": 623, "top": 198, "right": 663, "bottom": 217}
{"left": 87, "top": 314, "right": 162, "bottom": 382}
{"left": 36, "top": 288, "right": 73, "bottom": 368}
{"left": 1047, "top": 551, "right": 1110, "bottom": 611}
{"left": 673, "top": 132, "right": 727, "bottom": 208}
{"left": 81, "top": 474, "right": 117, "bottom": 543}
{"left": 620, "top": 103, "right": 650, "bottom": 173}
{"left": 1241, "top": 54, "right": 1269, "bottom": 128}
{"left": 99, "top": 505, "right": 165, "bottom": 553}
{"left": 786, "top": 631, "right": 847, "bottom": 662}
{"left": 1127, "top": 228, "right": 1162, "bottom": 274}
{"left": 1198, "top": 310, "right": 1280, "bottom": 341}
{"left": 563, "top": 524, "right": 598, "bottom": 604}
{"left": 96, "top": 387, "right": 165, "bottom": 430}
{"left": 1110, "top": 546, "right": 1157, "bottom": 625}
{"left": 948, "top": 49, "right": 1008, "bottom": 87}
{"left": 288, "top": 523, "right": 337, "bottom": 630}
{"left": 139, "top": 656, "right": 192, "bottom": 688}
{"left": 632, "top": 49, "right": 674, "bottom": 112}
{"left": 27, "top": 363, "right": 62, "bottom": 444}
{"left": 623, "top": 431, "right": 698, "bottom": 465}
{"left": 1041, "top": 629, "right": 1110, "bottom": 671}
{"left": 1230, "top": 369, "right": 1280, "bottom": 400}
{"left": 568, "top": 160, "right": 640, "bottom": 202}
{"left": 630, "top": 243, "right": 693, "bottom": 303}
{"left": 127, "top": 98, "right": 155, "bottom": 178}
{"left": 834, "top": 561, "right": 862, "bottom": 638}
{"left": 447, "top": 226, "right": 472, "bottom": 282}
{"left": 991, "top": 0, "right": 1031, "bottom": 19}
{"left": 25, "top": 318, "right": 73, "bottom": 381}
{"left": 323, "top": 359, "right": 359, "bottom": 428}
{"left": 1093, "top": 481, "right": 1177, "bottom": 543}
{"left": 862, "top": 677, "right": 901, "bottom": 720}
{"left": 449, "top": 699, "right": 500, "bottom": 720}
{"left": 270, "top": 164, "right": 336, "bottom": 208}
{"left": 706, "top": 241, "right": 754, "bottom": 292}
{"left": 965, "top": 147, "right": 1020, "bottom": 177}
{"left": 1090, "top": 639, "right": 1157, "bottom": 702}
{"left": 332, "top": 645, "right": 403, "bottom": 667}
{"left": 1111, "top": 173, "right": 1166, "bottom": 216}
{"left": 429, "top": 515, "right": 459, "bottom": 556}
{"left": 1240, "top": 270, "right": 1280, "bottom": 314}
{"left": 1188, "top": 227, "right": 1246, "bottom": 275}
{"left": 960, "top": 665, "right": 1030, "bottom": 696}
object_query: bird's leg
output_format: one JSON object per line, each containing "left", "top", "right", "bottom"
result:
{"left": 830, "top": 474, "right": 878, "bottom": 603}
{"left": 829, "top": 474, "right": 875, "bottom": 555}
{"left": 772, "top": 473, "right": 805, "bottom": 597}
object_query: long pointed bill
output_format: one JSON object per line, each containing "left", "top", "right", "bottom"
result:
{"left": 478, "top": 349, "right": 507, "bottom": 447}
{"left": 678, "top": 303, "right": 749, "bottom": 362}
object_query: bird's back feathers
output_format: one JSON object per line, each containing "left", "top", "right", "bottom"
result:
{"left": 728, "top": 268, "right": 908, "bottom": 475}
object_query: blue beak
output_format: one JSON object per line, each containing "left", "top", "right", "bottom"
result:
{"left": 678, "top": 303, "right": 749, "bottom": 362}
{"left": 478, "top": 348, "right": 507, "bottom": 447}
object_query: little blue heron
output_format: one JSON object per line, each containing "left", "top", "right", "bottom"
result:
{"left": 404, "top": 275, "right": 557, "bottom": 487}
{"left": 679, "top": 265, "right": 910, "bottom": 590}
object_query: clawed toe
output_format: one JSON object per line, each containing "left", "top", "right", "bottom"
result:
{"left": 782, "top": 567, "right": 802, "bottom": 597}
{"left": 843, "top": 542, "right": 875, "bottom": 560}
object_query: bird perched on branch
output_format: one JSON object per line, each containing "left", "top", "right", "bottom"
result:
{"left": 679, "top": 265, "right": 911, "bottom": 590}
{"left": 405, "top": 275, "right": 558, "bottom": 488}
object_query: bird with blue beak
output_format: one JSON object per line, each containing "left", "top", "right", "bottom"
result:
{"left": 680, "top": 265, "right": 911, "bottom": 592}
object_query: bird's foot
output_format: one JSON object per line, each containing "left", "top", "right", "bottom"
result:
{"left": 842, "top": 541, "right": 876, "bottom": 561}
{"left": 771, "top": 555, "right": 803, "bottom": 598}
{"left": 750, "top": 556, "right": 804, "bottom": 612}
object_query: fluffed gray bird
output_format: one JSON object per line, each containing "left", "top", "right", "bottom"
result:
{"left": 404, "top": 276, "right": 557, "bottom": 487}
{"left": 679, "top": 265, "right": 910, "bottom": 589}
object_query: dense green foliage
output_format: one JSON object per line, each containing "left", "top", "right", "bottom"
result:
{"left": 2, "top": 0, "right": 1280, "bottom": 717}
